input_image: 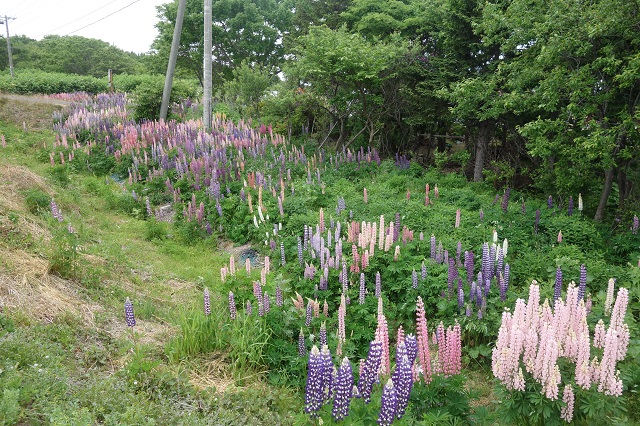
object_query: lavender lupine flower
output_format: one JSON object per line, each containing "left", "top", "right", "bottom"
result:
{"left": 358, "top": 340, "right": 383, "bottom": 404}
{"left": 299, "top": 329, "right": 307, "bottom": 357}
{"left": 332, "top": 358, "right": 354, "bottom": 422}
{"left": 377, "top": 379, "right": 397, "bottom": 426}
{"left": 465, "top": 305, "right": 472, "bottom": 317}
{"left": 275, "top": 286, "right": 283, "bottom": 307}
{"left": 204, "top": 287, "right": 211, "bottom": 316}
{"left": 633, "top": 215, "right": 639, "bottom": 235}
{"left": 578, "top": 264, "right": 587, "bottom": 301}
{"left": 124, "top": 297, "right": 136, "bottom": 327}
{"left": 479, "top": 209, "right": 484, "bottom": 221}
{"left": 404, "top": 334, "right": 418, "bottom": 366}
{"left": 412, "top": 269, "right": 418, "bottom": 289}
{"left": 228, "top": 291, "right": 237, "bottom": 319}
{"left": 501, "top": 188, "right": 511, "bottom": 213}
{"left": 245, "top": 300, "right": 252, "bottom": 316}
{"left": 568, "top": 196, "right": 574, "bottom": 216}
{"left": 359, "top": 273, "right": 366, "bottom": 304}
{"left": 548, "top": 195, "right": 553, "bottom": 208}
{"left": 319, "top": 322, "right": 327, "bottom": 348}
{"left": 457, "top": 279, "right": 464, "bottom": 312}
{"left": 464, "top": 251, "right": 474, "bottom": 284}
{"left": 298, "top": 237, "right": 304, "bottom": 267}
{"left": 304, "top": 346, "right": 324, "bottom": 418}
{"left": 421, "top": 261, "right": 427, "bottom": 281}
{"left": 430, "top": 234, "right": 436, "bottom": 260}
{"left": 263, "top": 292, "right": 271, "bottom": 314}
{"left": 280, "top": 242, "right": 286, "bottom": 266}
{"left": 534, "top": 209, "right": 541, "bottom": 234}
{"left": 375, "top": 271, "right": 382, "bottom": 298}
{"left": 50, "top": 198, "right": 63, "bottom": 222}
{"left": 502, "top": 264, "right": 510, "bottom": 300}
{"left": 447, "top": 258, "right": 457, "bottom": 298}
{"left": 305, "top": 299, "right": 313, "bottom": 326}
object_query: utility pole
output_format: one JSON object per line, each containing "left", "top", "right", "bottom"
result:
{"left": 159, "top": 0, "right": 187, "bottom": 121}
{"left": 0, "top": 16, "right": 15, "bottom": 78}
{"left": 203, "top": 0, "right": 212, "bottom": 130}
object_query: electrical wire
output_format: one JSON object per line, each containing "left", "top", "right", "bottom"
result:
{"left": 36, "top": 0, "right": 122, "bottom": 37}
{"left": 64, "top": 0, "right": 140, "bottom": 36}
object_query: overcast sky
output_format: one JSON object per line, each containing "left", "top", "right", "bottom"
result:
{"left": 2, "top": 0, "right": 169, "bottom": 54}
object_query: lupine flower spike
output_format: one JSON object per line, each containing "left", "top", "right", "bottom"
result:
{"left": 124, "top": 297, "right": 136, "bottom": 328}
{"left": 204, "top": 287, "right": 211, "bottom": 316}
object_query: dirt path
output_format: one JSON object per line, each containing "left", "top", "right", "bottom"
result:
{"left": 0, "top": 92, "right": 70, "bottom": 131}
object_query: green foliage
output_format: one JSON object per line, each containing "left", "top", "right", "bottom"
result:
{"left": 0, "top": 388, "right": 20, "bottom": 425}
{"left": 0, "top": 69, "right": 108, "bottom": 94}
{"left": 48, "top": 223, "right": 80, "bottom": 280}
{"left": 131, "top": 77, "right": 198, "bottom": 122}
{"left": 23, "top": 188, "right": 51, "bottom": 215}
{"left": 144, "top": 219, "right": 168, "bottom": 241}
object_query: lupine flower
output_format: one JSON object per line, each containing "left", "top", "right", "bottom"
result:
{"left": 332, "top": 357, "right": 354, "bottom": 422}
{"left": 124, "top": 297, "right": 136, "bottom": 327}
{"left": 455, "top": 209, "right": 461, "bottom": 228}
{"left": 304, "top": 346, "right": 324, "bottom": 417}
{"left": 364, "top": 187, "right": 368, "bottom": 204}
{"left": 568, "top": 196, "right": 574, "bottom": 216}
{"left": 561, "top": 384, "right": 575, "bottom": 422}
{"left": 404, "top": 334, "right": 418, "bottom": 367}
{"left": 548, "top": 195, "right": 553, "bottom": 208}
{"left": 280, "top": 242, "right": 286, "bottom": 265}
{"left": 412, "top": 269, "right": 418, "bottom": 289}
{"left": 415, "top": 296, "right": 432, "bottom": 383}
{"left": 479, "top": 208, "right": 484, "bottom": 221}
{"left": 578, "top": 193, "right": 583, "bottom": 212}
{"left": 377, "top": 379, "right": 397, "bottom": 426}
{"left": 228, "top": 291, "right": 236, "bottom": 319}
{"left": 375, "top": 297, "right": 390, "bottom": 376}
{"left": 298, "top": 329, "right": 307, "bottom": 357}
{"left": 204, "top": 287, "right": 211, "bottom": 316}
{"left": 275, "top": 286, "right": 283, "bottom": 307}
{"left": 553, "top": 267, "right": 562, "bottom": 304}
{"left": 297, "top": 237, "right": 304, "bottom": 266}
{"left": 50, "top": 198, "right": 63, "bottom": 222}
{"left": 430, "top": 234, "right": 436, "bottom": 260}
{"left": 578, "top": 264, "right": 587, "bottom": 301}
{"left": 421, "top": 261, "right": 427, "bottom": 281}
{"left": 323, "top": 299, "right": 329, "bottom": 317}
{"left": 501, "top": 188, "right": 511, "bottom": 213}
{"left": 392, "top": 345, "right": 413, "bottom": 419}
{"left": 557, "top": 230, "right": 563, "bottom": 243}
{"left": 245, "top": 300, "right": 252, "bottom": 316}
{"left": 305, "top": 299, "right": 313, "bottom": 326}
{"left": 319, "top": 322, "right": 327, "bottom": 347}
{"left": 357, "top": 340, "right": 382, "bottom": 404}
{"left": 375, "top": 271, "right": 381, "bottom": 297}
{"left": 359, "top": 273, "right": 366, "bottom": 304}
{"left": 604, "top": 278, "right": 615, "bottom": 316}
{"left": 337, "top": 294, "right": 346, "bottom": 355}
{"left": 633, "top": 215, "right": 639, "bottom": 234}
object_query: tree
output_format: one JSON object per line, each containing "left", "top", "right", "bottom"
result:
{"left": 222, "top": 60, "right": 278, "bottom": 118}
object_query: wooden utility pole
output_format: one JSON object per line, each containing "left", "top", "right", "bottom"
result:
{"left": 160, "top": 0, "right": 187, "bottom": 121}
{"left": 203, "top": 0, "right": 212, "bottom": 130}
{"left": 1, "top": 16, "right": 15, "bottom": 78}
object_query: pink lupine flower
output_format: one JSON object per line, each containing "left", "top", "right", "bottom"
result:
{"left": 558, "top": 230, "right": 563, "bottom": 243}
{"left": 363, "top": 187, "right": 368, "bottom": 204}
{"left": 415, "top": 296, "right": 432, "bottom": 383}
{"left": 397, "top": 326, "right": 405, "bottom": 347}
{"left": 455, "top": 209, "right": 461, "bottom": 228}
{"left": 337, "top": 294, "right": 346, "bottom": 356}
{"left": 604, "top": 278, "right": 615, "bottom": 316}
{"left": 376, "top": 297, "right": 390, "bottom": 376}
{"left": 561, "top": 385, "right": 575, "bottom": 422}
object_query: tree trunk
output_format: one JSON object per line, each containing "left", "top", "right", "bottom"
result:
{"left": 594, "top": 167, "right": 615, "bottom": 221}
{"left": 473, "top": 121, "right": 490, "bottom": 182}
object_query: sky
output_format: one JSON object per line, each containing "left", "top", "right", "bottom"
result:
{"left": 2, "top": 0, "right": 170, "bottom": 54}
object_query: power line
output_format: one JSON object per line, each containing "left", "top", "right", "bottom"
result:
{"left": 64, "top": 0, "right": 141, "bottom": 36}
{"left": 37, "top": 0, "right": 122, "bottom": 38}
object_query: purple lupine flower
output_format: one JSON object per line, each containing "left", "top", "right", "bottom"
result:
{"left": 228, "top": 291, "right": 237, "bottom": 319}
{"left": 357, "top": 340, "right": 382, "bottom": 404}
{"left": 392, "top": 350, "right": 413, "bottom": 420}
{"left": 578, "top": 264, "right": 587, "bottom": 301}
{"left": 412, "top": 269, "right": 418, "bottom": 289}
{"left": 304, "top": 346, "right": 324, "bottom": 418}
{"left": 205, "top": 222, "right": 212, "bottom": 235}
{"left": 457, "top": 279, "right": 464, "bottom": 311}
{"left": 332, "top": 357, "right": 354, "bottom": 422}
{"left": 275, "top": 286, "right": 283, "bottom": 307}
{"left": 553, "top": 268, "right": 562, "bottom": 304}
{"left": 204, "top": 287, "right": 211, "bottom": 316}
{"left": 299, "top": 329, "right": 307, "bottom": 357}
{"left": 633, "top": 215, "right": 639, "bottom": 235}
{"left": 465, "top": 305, "right": 472, "bottom": 317}
{"left": 521, "top": 200, "right": 526, "bottom": 214}
{"left": 320, "top": 322, "right": 327, "bottom": 348}
{"left": 430, "top": 235, "right": 436, "bottom": 260}
{"left": 481, "top": 243, "right": 489, "bottom": 281}
{"left": 488, "top": 244, "right": 496, "bottom": 279}
{"left": 263, "top": 292, "right": 271, "bottom": 314}
{"left": 447, "top": 258, "right": 458, "bottom": 298}
{"left": 297, "top": 237, "right": 304, "bottom": 266}
{"left": 280, "top": 242, "right": 286, "bottom": 266}
{"left": 50, "top": 198, "right": 63, "bottom": 222}
{"left": 496, "top": 247, "right": 504, "bottom": 279}
{"left": 245, "top": 300, "right": 252, "bottom": 316}
{"left": 548, "top": 195, "right": 553, "bottom": 208}
{"left": 375, "top": 271, "right": 381, "bottom": 298}
{"left": 456, "top": 241, "right": 462, "bottom": 266}
{"left": 124, "top": 297, "right": 136, "bottom": 327}
{"left": 320, "top": 346, "right": 335, "bottom": 403}
{"left": 464, "top": 251, "right": 474, "bottom": 284}
{"left": 477, "top": 309, "right": 483, "bottom": 320}
{"left": 240, "top": 188, "right": 246, "bottom": 202}
{"left": 359, "top": 273, "right": 366, "bottom": 304}
{"left": 534, "top": 209, "right": 541, "bottom": 234}
{"left": 404, "top": 334, "right": 418, "bottom": 366}
{"left": 305, "top": 299, "right": 313, "bottom": 326}
{"left": 393, "top": 213, "right": 400, "bottom": 243}
{"left": 568, "top": 196, "right": 574, "bottom": 216}
{"left": 479, "top": 209, "right": 484, "bottom": 221}
{"left": 421, "top": 261, "right": 427, "bottom": 281}
{"left": 500, "top": 264, "right": 510, "bottom": 301}
{"left": 378, "top": 379, "right": 397, "bottom": 426}
{"left": 501, "top": 188, "right": 511, "bottom": 213}
{"left": 492, "top": 194, "right": 500, "bottom": 205}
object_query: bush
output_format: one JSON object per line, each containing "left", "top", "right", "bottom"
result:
{"left": 23, "top": 189, "right": 51, "bottom": 214}
{"left": 131, "top": 78, "right": 199, "bottom": 122}
{"left": 0, "top": 69, "right": 108, "bottom": 94}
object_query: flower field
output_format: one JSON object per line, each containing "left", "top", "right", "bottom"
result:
{"left": 4, "top": 92, "right": 638, "bottom": 425}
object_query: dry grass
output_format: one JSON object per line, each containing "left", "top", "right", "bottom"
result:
{"left": 188, "top": 351, "right": 237, "bottom": 392}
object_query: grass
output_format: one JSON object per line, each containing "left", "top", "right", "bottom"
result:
{"left": 0, "top": 97, "right": 301, "bottom": 424}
